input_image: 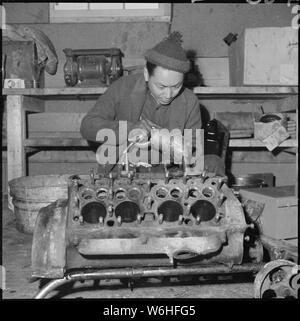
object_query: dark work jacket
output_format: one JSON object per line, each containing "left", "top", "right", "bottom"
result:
{"left": 80, "top": 72, "right": 202, "bottom": 173}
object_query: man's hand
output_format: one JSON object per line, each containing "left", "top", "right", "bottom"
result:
{"left": 128, "top": 119, "right": 161, "bottom": 148}
{"left": 128, "top": 119, "right": 151, "bottom": 143}
{"left": 204, "top": 154, "right": 225, "bottom": 176}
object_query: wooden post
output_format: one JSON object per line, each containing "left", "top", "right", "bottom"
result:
{"left": 296, "top": 105, "right": 298, "bottom": 197}
{"left": 7, "top": 95, "right": 26, "bottom": 182}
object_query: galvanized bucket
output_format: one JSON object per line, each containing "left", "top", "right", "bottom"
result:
{"left": 8, "top": 175, "right": 69, "bottom": 234}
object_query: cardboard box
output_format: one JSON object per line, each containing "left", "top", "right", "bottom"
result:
{"left": 239, "top": 186, "right": 298, "bottom": 240}
{"left": 229, "top": 27, "right": 298, "bottom": 86}
{"left": 195, "top": 57, "right": 230, "bottom": 86}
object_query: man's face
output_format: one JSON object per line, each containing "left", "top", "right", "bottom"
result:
{"left": 144, "top": 66, "right": 184, "bottom": 106}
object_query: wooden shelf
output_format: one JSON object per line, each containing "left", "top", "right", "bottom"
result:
{"left": 2, "top": 87, "right": 107, "bottom": 96}
{"left": 4, "top": 85, "right": 298, "bottom": 183}
{"left": 229, "top": 139, "right": 297, "bottom": 148}
{"left": 193, "top": 86, "right": 298, "bottom": 99}
{"left": 22, "top": 137, "right": 298, "bottom": 148}
{"left": 3, "top": 86, "right": 298, "bottom": 99}
{"left": 24, "top": 138, "right": 89, "bottom": 147}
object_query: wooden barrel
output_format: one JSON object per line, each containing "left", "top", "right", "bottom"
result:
{"left": 8, "top": 175, "right": 69, "bottom": 234}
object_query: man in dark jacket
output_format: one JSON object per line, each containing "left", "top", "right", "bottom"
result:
{"left": 80, "top": 32, "right": 224, "bottom": 175}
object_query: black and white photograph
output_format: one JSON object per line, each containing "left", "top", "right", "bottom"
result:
{"left": 1, "top": 1, "right": 298, "bottom": 306}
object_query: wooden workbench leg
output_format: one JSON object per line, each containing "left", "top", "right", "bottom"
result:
{"left": 7, "top": 95, "right": 26, "bottom": 182}
{"left": 296, "top": 106, "right": 298, "bottom": 197}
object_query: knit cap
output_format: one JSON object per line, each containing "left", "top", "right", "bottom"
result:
{"left": 144, "top": 31, "right": 190, "bottom": 73}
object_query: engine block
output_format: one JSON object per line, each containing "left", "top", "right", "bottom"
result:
{"left": 32, "top": 171, "right": 249, "bottom": 279}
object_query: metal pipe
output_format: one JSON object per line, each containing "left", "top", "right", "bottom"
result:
{"left": 34, "top": 263, "right": 263, "bottom": 299}
{"left": 35, "top": 278, "right": 72, "bottom": 299}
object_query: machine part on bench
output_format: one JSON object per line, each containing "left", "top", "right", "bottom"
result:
{"left": 63, "top": 48, "right": 123, "bottom": 87}
{"left": 254, "top": 259, "right": 298, "bottom": 299}
{"left": 30, "top": 164, "right": 260, "bottom": 298}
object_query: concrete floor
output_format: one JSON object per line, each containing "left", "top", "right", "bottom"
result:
{"left": 2, "top": 196, "right": 256, "bottom": 299}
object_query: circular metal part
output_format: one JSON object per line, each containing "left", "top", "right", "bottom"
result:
{"left": 201, "top": 186, "right": 215, "bottom": 199}
{"left": 173, "top": 250, "right": 199, "bottom": 261}
{"left": 169, "top": 188, "right": 182, "bottom": 199}
{"left": 115, "top": 188, "right": 126, "bottom": 200}
{"left": 81, "top": 202, "right": 107, "bottom": 224}
{"left": 254, "top": 259, "right": 298, "bottom": 299}
{"left": 155, "top": 187, "right": 168, "bottom": 199}
{"left": 188, "top": 187, "right": 200, "bottom": 198}
{"left": 128, "top": 188, "right": 141, "bottom": 201}
{"left": 157, "top": 200, "right": 184, "bottom": 222}
{"left": 231, "top": 174, "right": 267, "bottom": 191}
{"left": 63, "top": 57, "right": 78, "bottom": 86}
{"left": 77, "top": 55, "right": 106, "bottom": 83}
{"left": 96, "top": 188, "right": 108, "bottom": 200}
{"left": 81, "top": 189, "right": 95, "bottom": 200}
{"left": 115, "top": 201, "right": 140, "bottom": 223}
{"left": 290, "top": 272, "right": 300, "bottom": 291}
{"left": 190, "top": 200, "right": 216, "bottom": 222}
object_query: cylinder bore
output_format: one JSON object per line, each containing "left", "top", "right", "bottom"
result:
{"left": 81, "top": 202, "right": 106, "bottom": 224}
{"left": 190, "top": 200, "right": 216, "bottom": 222}
{"left": 115, "top": 201, "right": 140, "bottom": 223}
{"left": 158, "top": 200, "right": 183, "bottom": 222}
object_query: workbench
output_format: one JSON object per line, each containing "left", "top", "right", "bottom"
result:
{"left": 2, "top": 86, "right": 298, "bottom": 192}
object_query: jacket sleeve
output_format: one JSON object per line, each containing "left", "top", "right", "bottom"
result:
{"left": 185, "top": 95, "right": 202, "bottom": 130}
{"left": 184, "top": 95, "right": 202, "bottom": 150}
{"left": 80, "top": 79, "right": 133, "bottom": 145}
